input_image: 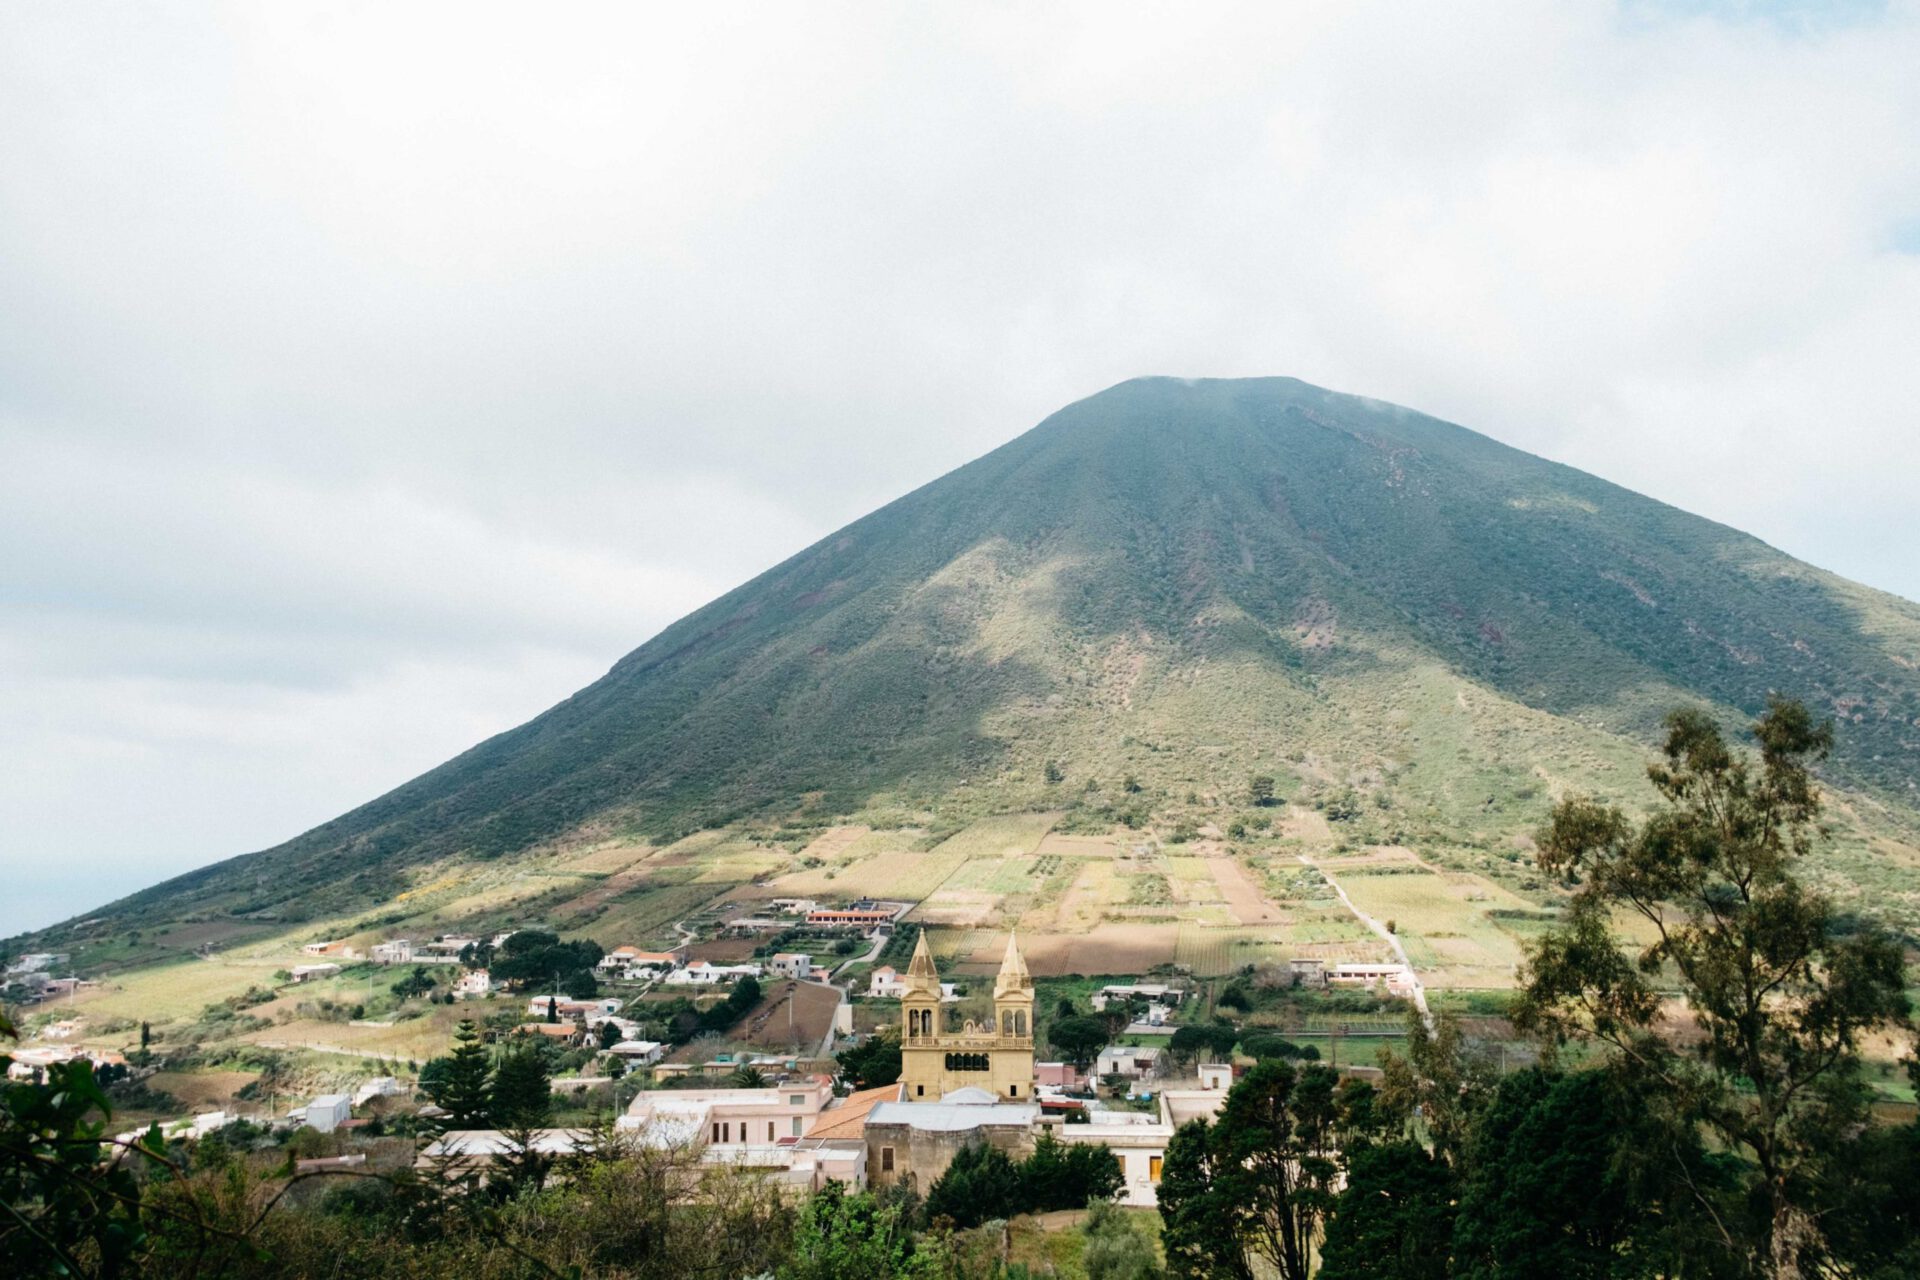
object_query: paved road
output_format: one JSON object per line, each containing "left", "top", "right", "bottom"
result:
{"left": 1297, "top": 854, "right": 1432, "bottom": 1027}
{"left": 831, "top": 929, "right": 886, "bottom": 979}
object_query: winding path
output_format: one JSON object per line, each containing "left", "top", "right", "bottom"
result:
{"left": 1296, "top": 854, "right": 1432, "bottom": 1028}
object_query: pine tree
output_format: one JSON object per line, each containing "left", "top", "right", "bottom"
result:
{"left": 490, "top": 1041, "right": 552, "bottom": 1128}
{"left": 424, "top": 1019, "right": 494, "bottom": 1129}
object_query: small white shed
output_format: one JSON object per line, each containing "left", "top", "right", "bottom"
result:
{"left": 305, "top": 1094, "right": 352, "bottom": 1133}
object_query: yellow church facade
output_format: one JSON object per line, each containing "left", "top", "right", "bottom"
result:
{"left": 898, "top": 930, "right": 1035, "bottom": 1101}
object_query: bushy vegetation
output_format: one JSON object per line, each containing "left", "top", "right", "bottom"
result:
{"left": 923, "top": 1131, "right": 1124, "bottom": 1229}
{"left": 482, "top": 931, "right": 603, "bottom": 995}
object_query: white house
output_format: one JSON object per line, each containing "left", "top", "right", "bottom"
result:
{"left": 598, "top": 946, "right": 683, "bottom": 977}
{"left": 1329, "top": 962, "right": 1417, "bottom": 996}
{"left": 864, "top": 967, "right": 957, "bottom": 1001}
{"left": 768, "top": 952, "right": 813, "bottom": 979}
{"left": 1198, "top": 1062, "right": 1239, "bottom": 1091}
{"left": 305, "top": 1094, "right": 352, "bottom": 1133}
{"left": 1096, "top": 1045, "right": 1167, "bottom": 1081}
{"left": 290, "top": 963, "right": 341, "bottom": 983}
{"left": 416, "top": 937, "right": 476, "bottom": 963}
{"left": 607, "top": 1039, "right": 665, "bottom": 1064}
{"left": 1056, "top": 1089, "right": 1228, "bottom": 1207}
{"left": 371, "top": 940, "right": 413, "bottom": 965}
{"left": 664, "top": 961, "right": 762, "bottom": 987}
{"left": 453, "top": 969, "right": 492, "bottom": 999}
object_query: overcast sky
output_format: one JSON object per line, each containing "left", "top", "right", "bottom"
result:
{"left": 4, "top": 2, "right": 1918, "bottom": 938}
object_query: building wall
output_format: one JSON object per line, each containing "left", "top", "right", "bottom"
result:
{"left": 899, "top": 1040, "right": 1036, "bottom": 1102}
{"left": 865, "top": 1121, "right": 1037, "bottom": 1191}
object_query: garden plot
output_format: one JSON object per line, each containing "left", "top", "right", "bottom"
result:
{"left": 1328, "top": 864, "right": 1531, "bottom": 988}
{"left": 1034, "top": 832, "right": 1126, "bottom": 858}
{"left": 796, "top": 824, "right": 871, "bottom": 861}
{"left": 1207, "top": 856, "right": 1284, "bottom": 924}
{"left": 1176, "top": 923, "right": 1292, "bottom": 976}
{"left": 587, "top": 882, "right": 735, "bottom": 947}
{"left": 1051, "top": 862, "right": 1116, "bottom": 931}
{"left": 832, "top": 849, "right": 971, "bottom": 901}
{"left": 987, "top": 923, "right": 1184, "bottom": 978}
{"left": 926, "top": 813, "right": 1060, "bottom": 860}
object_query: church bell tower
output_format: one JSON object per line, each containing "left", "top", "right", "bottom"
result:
{"left": 897, "top": 929, "right": 1035, "bottom": 1102}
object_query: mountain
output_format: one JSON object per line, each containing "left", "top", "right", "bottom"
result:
{"left": 63, "top": 377, "right": 1920, "bottom": 935}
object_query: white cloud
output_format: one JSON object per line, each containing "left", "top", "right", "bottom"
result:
{"left": 3, "top": 0, "right": 1919, "bottom": 933}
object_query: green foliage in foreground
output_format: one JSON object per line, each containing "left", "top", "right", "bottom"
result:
{"left": 1514, "top": 698, "right": 1913, "bottom": 1278}
{"left": 1164, "top": 702, "right": 1919, "bottom": 1280}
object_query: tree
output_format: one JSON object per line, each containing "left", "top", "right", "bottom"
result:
{"left": 1168, "top": 1025, "right": 1212, "bottom": 1068}
{"left": 1451, "top": 1067, "right": 1733, "bottom": 1280}
{"left": 423, "top": 1019, "right": 495, "bottom": 1128}
{"left": 1, "top": 1052, "right": 169, "bottom": 1276}
{"left": 390, "top": 965, "right": 437, "bottom": 1000}
{"left": 1217, "top": 984, "right": 1252, "bottom": 1013}
{"left": 487, "top": 930, "right": 605, "bottom": 991}
{"left": 836, "top": 1030, "right": 902, "bottom": 1088}
{"left": 1514, "top": 698, "right": 1912, "bottom": 1278}
{"left": 597, "top": 1020, "right": 622, "bottom": 1051}
{"left": 1249, "top": 775, "right": 1276, "bottom": 807}
{"left": 1814, "top": 1063, "right": 1920, "bottom": 1280}
{"left": 1317, "top": 1142, "right": 1455, "bottom": 1280}
{"left": 1212, "top": 1060, "right": 1346, "bottom": 1280}
{"left": 1239, "top": 1033, "right": 1304, "bottom": 1062}
{"left": 1019, "top": 1130, "right": 1122, "bottom": 1211}
{"left": 781, "top": 1182, "right": 916, "bottom": 1280}
{"left": 1159, "top": 1061, "right": 1365, "bottom": 1280}
{"left": 1049, "top": 1016, "right": 1110, "bottom": 1070}
{"left": 490, "top": 1041, "right": 552, "bottom": 1128}
{"left": 1376, "top": 1008, "right": 1496, "bottom": 1165}
{"left": 1044, "top": 759, "right": 1066, "bottom": 784}
{"left": 728, "top": 1066, "right": 767, "bottom": 1089}
{"left": 1158, "top": 1118, "right": 1251, "bottom": 1280}
{"left": 1082, "top": 1198, "right": 1166, "bottom": 1280}
{"left": 922, "top": 1139, "right": 1023, "bottom": 1229}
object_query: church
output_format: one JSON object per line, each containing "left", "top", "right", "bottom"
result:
{"left": 897, "top": 929, "right": 1035, "bottom": 1101}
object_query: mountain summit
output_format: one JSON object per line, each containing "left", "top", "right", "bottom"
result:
{"left": 98, "top": 376, "right": 1920, "bottom": 927}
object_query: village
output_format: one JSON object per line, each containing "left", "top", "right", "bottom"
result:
{"left": 5, "top": 886, "right": 1424, "bottom": 1207}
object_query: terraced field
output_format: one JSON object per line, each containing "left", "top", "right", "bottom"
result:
{"left": 1320, "top": 855, "right": 1538, "bottom": 989}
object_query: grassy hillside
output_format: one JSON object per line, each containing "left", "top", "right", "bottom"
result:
{"left": 32, "top": 376, "right": 1920, "bottom": 941}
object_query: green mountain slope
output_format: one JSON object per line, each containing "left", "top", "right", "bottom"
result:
{"left": 74, "top": 376, "right": 1920, "bottom": 930}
